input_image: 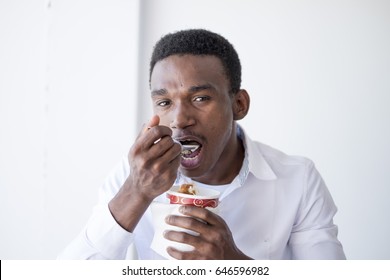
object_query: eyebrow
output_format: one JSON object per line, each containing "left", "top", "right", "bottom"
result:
{"left": 151, "top": 88, "right": 168, "bottom": 97}
{"left": 188, "top": 84, "right": 214, "bottom": 93}
{"left": 151, "top": 84, "right": 214, "bottom": 97}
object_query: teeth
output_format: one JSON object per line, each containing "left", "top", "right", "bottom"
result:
{"left": 181, "top": 144, "right": 200, "bottom": 155}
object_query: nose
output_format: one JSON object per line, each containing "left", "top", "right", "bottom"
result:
{"left": 169, "top": 102, "right": 196, "bottom": 129}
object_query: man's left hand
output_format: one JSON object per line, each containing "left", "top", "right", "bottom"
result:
{"left": 164, "top": 205, "right": 252, "bottom": 260}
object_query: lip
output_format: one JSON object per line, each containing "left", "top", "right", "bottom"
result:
{"left": 174, "top": 134, "right": 204, "bottom": 145}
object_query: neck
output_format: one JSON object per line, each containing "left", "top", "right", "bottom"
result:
{"left": 191, "top": 124, "right": 245, "bottom": 185}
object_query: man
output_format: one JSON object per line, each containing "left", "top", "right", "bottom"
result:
{"left": 59, "top": 29, "right": 345, "bottom": 260}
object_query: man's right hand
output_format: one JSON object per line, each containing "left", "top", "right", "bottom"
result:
{"left": 108, "top": 115, "right": 181, "bottom": 232}
{"left": 128, "top": 115, "right": 182, "bottom": 200}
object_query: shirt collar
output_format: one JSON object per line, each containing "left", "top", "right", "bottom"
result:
{"left": 176, "top": 125, "right": 277, "bottom": 186}
{"left": 238, "top": 125, "right": 277, "bottom": 183}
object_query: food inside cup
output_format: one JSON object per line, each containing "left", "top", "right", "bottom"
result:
{"left": 178, "top": 183, "right": 197, "bottom": 195}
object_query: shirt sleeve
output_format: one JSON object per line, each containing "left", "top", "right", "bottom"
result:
{"left": 57, "top": 156, "right": 137, "bottom": 260}
{"left": 288, "top": 161, "right": 346, "bottom": 260}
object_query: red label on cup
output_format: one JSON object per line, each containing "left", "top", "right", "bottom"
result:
{"left": 166, "top": 193, "right": 219, "bottom": 208}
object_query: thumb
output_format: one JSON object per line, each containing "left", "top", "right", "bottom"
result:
{"left": 147, "top": 115, "right": 160, "bottom": 128}
{"left": 142, "top": 115, "right": 160, "bottom": 133}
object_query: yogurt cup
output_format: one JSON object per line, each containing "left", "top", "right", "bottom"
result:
{"left": 166, "top": 184, "right": 220, "bottom": 208}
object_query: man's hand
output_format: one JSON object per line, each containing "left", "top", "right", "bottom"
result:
{"left": 127, "top": 115, "right": 182, "bottom": 200}
{"left": 164, "top": 206, "right": 252, "bottom": 260}
{"left": 108, "top": 115, "right": 181, "bottom": 232}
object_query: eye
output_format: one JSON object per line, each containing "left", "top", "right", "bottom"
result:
{"left": 193, "top": 96, "right": 210, "bottom": 102}
{"left": 156, "top": 100, "right": 171, "bottom": 107}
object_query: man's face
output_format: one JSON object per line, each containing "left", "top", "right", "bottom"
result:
{"left": 150, "top": 54, "right": 238, "bottom": 183}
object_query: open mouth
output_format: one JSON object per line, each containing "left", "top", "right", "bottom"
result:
{"left": 174, "top": 134, "right": 204, "bottom": 169}
{"left": 180, "top": 140, "right": 202, "bottom": 159}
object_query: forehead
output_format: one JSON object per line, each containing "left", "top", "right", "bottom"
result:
{"left": 150, "top": 54, "right": 228, "bottom": 90}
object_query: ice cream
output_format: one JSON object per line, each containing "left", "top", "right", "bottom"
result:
{"left": 177, "top": 183, "right": 197, "bottom": 195}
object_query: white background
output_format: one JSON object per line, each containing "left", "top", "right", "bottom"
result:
{"left": 1, "top": 0, "right": 389, "bottom": 259}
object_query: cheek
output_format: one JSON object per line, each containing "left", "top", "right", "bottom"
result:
{"left": 207, "top": 111, "right": 234, "bottom": 140}
{"left": 211, "top": 104, "right": 233, "bottom": 128}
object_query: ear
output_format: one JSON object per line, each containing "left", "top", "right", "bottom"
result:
{"left": 233, "top": 89, "right": 250, "bottom": 120}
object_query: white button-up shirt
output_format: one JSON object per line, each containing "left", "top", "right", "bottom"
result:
{"left": 58, "top": 127, "right": 345, "bottom": 259}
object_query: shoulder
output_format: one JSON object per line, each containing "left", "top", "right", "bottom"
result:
{"left": 255, "top": 141, "right": 313, "bottom": 168}
{"left": 246, "top": 137, "right": 317, "bottom": 183}
{"left": 240, "top": 127, "right": 316, "bottom": 181}
{"left": 251, "top": 141, "right": 328, "bottom": 202}
{"left": 240, "top": 125, "right": 313, "bottom": 170}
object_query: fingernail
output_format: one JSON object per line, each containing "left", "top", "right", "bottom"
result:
{"left": 179, "top": 206, "right": 186, "bottom": 214}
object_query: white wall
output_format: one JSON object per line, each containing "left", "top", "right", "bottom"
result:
{"left": 1, "top": 0, "right": 389, "bottom": 259}
{"left": 0, "top": 0, "right": 139, "bottom": 259}
{"left": 0, "top": 0, "right": 48, "bottom": 259}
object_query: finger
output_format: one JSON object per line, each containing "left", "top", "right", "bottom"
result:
{"left": 148, "top": 149, "right": 180, "bottom": 179}
{"left": 148, "top": 135, "right": 178, "bottom": 158}
{"left": 164, "top": 230, "right": 199, "bottom": 246}
{"left": 147, "top": 143, "right": 181, "bottom": 175}
{"left": 164, "top": 143, "right": 182, "bottom": 165}
{"left": 138, "top": 115, "right": 160, "bottom": 139}
{"left": 178, "top": 206, "right": 219, "bottom": 226}
{"left": 165, "top": 214, "right": 208, "bottom": 234}
{"left": 143, "top": 115, "right": 160, "bottom": 132}
{"left": 141, "top": 135, "right": 181, "bottom": 170}
{"left": 141, "top": 126, "right": 173, "bottom": 150}
{"left": 137, "top": 115, "right": 161, "bottom": 141}
{"left": 165, "top": 236, "right": 214, "bottom": 260}
{"left": 166, "top": 246, "right": 197, "bottom": 260}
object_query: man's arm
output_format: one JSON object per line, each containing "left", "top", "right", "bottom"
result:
{"left": 57, "top": 204, "right": 135, "bottom": 259}
{"left": 58, "top": 115, "right": 181, "bottom": 259}
{"left": 289, "top": 161, "right": 346, "bottom": 259}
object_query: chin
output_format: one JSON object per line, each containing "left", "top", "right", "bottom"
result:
{"left": 179, "top": 165, "right": 205, "bottom": 179}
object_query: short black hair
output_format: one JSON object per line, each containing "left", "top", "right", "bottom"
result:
{"left": 149, "top": 29, "right": 241, "bottom": 94}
